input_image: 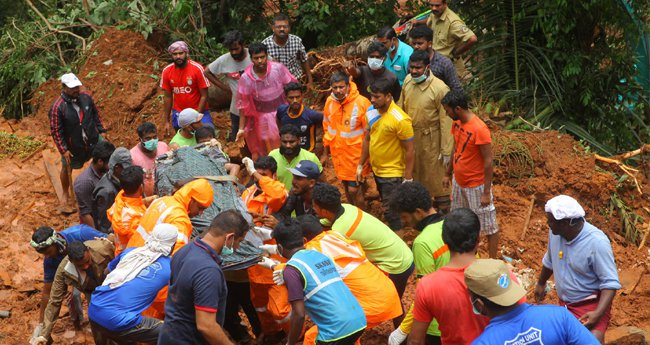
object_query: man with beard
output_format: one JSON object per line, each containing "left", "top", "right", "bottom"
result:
{"left": 424, "top": 0, "right": 478, "bottom": 77}
{"left": 262, "top": 13, "right": 313, "bottom": 87}
{"left": 236, "top": 43, "right": 297, "bottom": 159}
{"left": 49, "top": 73, "right": 107, "bottom": 213}
{"left": 398, "top": 51, "right": 453, "bottom": 213}
{"left": 204, "top": 30, "right": 252, "bottom": 142}
{"left": 358, "top": 78, "right": 415, "bottom": 231}
{"left": 276, "top": 161, "right": 321, "bottom": 220}
{"left": 269, "top": 124, "right": 322, "bottom": 191}
{"left": 344, "top": 42, "right": 401, "bottom": 101}
{"left": 408, "top": 25, "right": 462, "bottom": 93}
{"left": 321, "top": 72, "right": 371, "bottom": 207}
{"left": 276, "top": 82, "right": 322, "bottom": 152}
{"left": 160, "top": 41, "right": 213, "bottom": 136}
{"left": 73, "top": 141, "right": 115, "bottom": 229}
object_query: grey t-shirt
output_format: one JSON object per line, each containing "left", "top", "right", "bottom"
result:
{"left": 207, "top": 49, "right": 252, "bottom": 115}
{"left": 356, "top": 66, "right": 402, "bottom": 102}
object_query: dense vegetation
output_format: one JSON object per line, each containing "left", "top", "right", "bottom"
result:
{"left": 0, "top": 0, "right": 647, "bottom": 154}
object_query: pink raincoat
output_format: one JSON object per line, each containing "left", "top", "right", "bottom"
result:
{"left": 237, "top": 61, "right": 297, "bottom": 157}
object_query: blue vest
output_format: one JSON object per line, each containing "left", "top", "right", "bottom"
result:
{"left": 287, "top": 250, "right": 366, "bottom": 341}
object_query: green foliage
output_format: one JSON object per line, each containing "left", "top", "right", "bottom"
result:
{"left": 459, "top": 0, "right": 650, "bottom": 153}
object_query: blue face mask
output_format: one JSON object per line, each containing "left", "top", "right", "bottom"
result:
{"left": 142, "top": 138, "right": 159, "bottom": 151}
{"left": 413, "top": 73, "right": 428, "bottom": 84}
{"left": 221, "top": 235, "right": 234, "bottom": 256}
{"left": 389, "top": 41, "right": 396, "bottom": 53}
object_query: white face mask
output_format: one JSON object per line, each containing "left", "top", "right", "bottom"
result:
{"left": 367, "top": 57, "right": 384, "bottom": 71}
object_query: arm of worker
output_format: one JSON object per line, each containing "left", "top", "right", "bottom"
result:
{"left": 203, "top": 68, "right": 231, "bottom": 93}
{"left": 40, "top": 263, "right": 71, "bottom": 339}
{"left": 478, "top": 143, "right": 493, "bottom": 207}
{"left": 196, "top": 310, "right": 233, "bottom": 345}
{"left": 48, "top": 102, "right": 68, "bottom": 155}
{"left": 579, "top": 240, "right": 622, "bottom": 328}
{"left": 389, "top": 303, "right": 414, "bottom": 345}
{"left": 535, "top": 264, "right": 554, "bottom": 302}
{"left": 407, "top": 320, "right": 429, "bottom": 345}
{"left": 74, "top": 180, "right": 96, "bottom": 229}
{"left": 398, "top": 118, "right": 416, "bottom": 180}
{"left": 392, "top": 78, "right": 402, "bottom": 102}
{"left": 301, "top": 60, "right": 314, "bottom": 89}
{"left": 341, "top": 60, "right": 360, "bottom": 79}
{"left": 438, "top": 100, "right": 454, "bottom": 159}
{"left": 408, "top": 279, "right": 437, "bottom": 345}
{"left": 357, "top": 131, "right": 370, "bottom": 182}
{"left": 161, "top": 89, "right": 173, "bottom": 136}
{"left": 197, "top": 87, "right": 208, "bottom": 113}
{"left": 225, "top": 163, "right": 240, "bottom": 179}
{"left": 449, "top": 21, "right": 478, "bottom": 58}
{"left": 284, "top": 265, "right": 307, "bottom": 345}
{"left": 258, "top": 176, "right": 289, "bottom": 212}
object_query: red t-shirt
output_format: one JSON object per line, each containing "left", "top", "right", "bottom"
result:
{"left": 413, "top": 266, "right": 489, "bottom": 345}
{"left": 451, "top": 116, "right": 491, "bottom": 188}
{"left": 160, "top": 59, "right": 210, "bottom": 111}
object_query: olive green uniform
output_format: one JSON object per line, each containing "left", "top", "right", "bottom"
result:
{"left": 427, "top": 7, "right": 476, "bottom": 76}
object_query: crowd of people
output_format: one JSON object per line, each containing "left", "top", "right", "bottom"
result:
{"left": 32, "top": 2, "right": 621, "bottom": 345}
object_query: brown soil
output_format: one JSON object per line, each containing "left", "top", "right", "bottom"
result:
{"left": 1, "top": 29, "right": 648, "bottom": 344}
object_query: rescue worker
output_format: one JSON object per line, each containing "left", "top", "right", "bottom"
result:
{"left": 274, "top": 219, "right": 367, "bottom": 345}
{"left": 93, "top": 147, "right": 133, "bottom": 233}
{"left": 388, "top": 182, "right": 450, "bottom": 345}
{"left": 311, "top": 183, "right": 414, "bottom": 326}
{"left": 269, "top": 124, "right": 322, "bottom": 191}
{"left": 30, "top": 224, "right": 107, "bottom": 339}
{"left": 126, "top": 178, "right": 214, "bottom": 319}
{"left": 425, "top": 0, "right": 478, "bottom": 77}
{"left": 107, "top": 166, "right": 148, "bottom": 256}
{"left": 297, "top": 215, "right": 402, "bottom": 345}
{"left": 276, "top": 161, "right": 321, "bottom": 220}
{"left": 36, "top": 240, "right": 115, "bottom": 344}
{"left": 398, "top": 51, "right": 453, "bottom": 212}
{"left": 241, "top": 156, "right": 291, "bottom": 340}
{"left": 276, "top": 82, "right": 323, "bottom": 152}
{"left": 321, "top": 72, "right": 371, "bottom": 207}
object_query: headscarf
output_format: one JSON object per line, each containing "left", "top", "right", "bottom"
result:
{"left": 168, "top": 41, "right": 189, "bottom": 54}
{"left": 544, "top": 195, "right": 586, "bottom": 220}
{"left": 173, "top": 178, "right": 214, "bottom": 209}
{"left": 101, "top": 223, "right": 178, "bottom": 289}
{"left": 30, "top": 229, "right": 66, "bottom": 253}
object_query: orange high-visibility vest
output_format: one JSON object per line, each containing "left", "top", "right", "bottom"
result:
{"left": 107, "top": 190, "right": 146, "bottom": 256}
{"left": 305, "top": 231, "right": 402, "bottom": 326}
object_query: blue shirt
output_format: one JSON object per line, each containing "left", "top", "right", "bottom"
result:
{"left": 471, "top": 303, "right": 599, "bottom": 345}
{"left": 384, "top": 39, "right": 414, "bottom": 86}
{"left": 276, "top": 104, "right": 323, "bottom": 151}
{"left": 542, "top": 222, "right": 621, "bottom": 303}
{"left": 43, "top": 224, "right": 106, "bottom": 282}
{"left": 158, "top": 239, "right": 227, "bottom": 345}
{"left": 88, "top": 247, "right": 171, "bottom": 332}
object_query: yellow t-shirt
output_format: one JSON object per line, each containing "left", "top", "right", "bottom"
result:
{"left": 366, "top": 101, "right": 414, "bottom": 178}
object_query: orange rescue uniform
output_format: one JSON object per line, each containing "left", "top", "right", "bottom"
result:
{"left": 323, "top": 81, "right": 371, "bottom": 181}
{"left": 242, "top": 176, "right": 291, "bottom": 334}
{"left": 107, "top": 190, "right": 147, "bottom": 256}
{"left": 126, "top": 179, "right": 214, "bottom": 319}
{"left": 303, "top": 230, "right": 402, "bottom": 345}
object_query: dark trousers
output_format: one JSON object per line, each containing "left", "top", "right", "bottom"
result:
{"left": 224, "top": 280, "right": 262, "bottom": 340}
{"left": 388, "top": 261, "right": 415, "bottom": 300}
{"left": 425, "top": 334, "right": 442, "bottom": 345}
{"left": 90, "top": 317, "right": 162, "bottom": 345}
{"left": 374, "top": 176, "right": 403, "bottom": 230}
{"left": 229, "top": 113, "right": 240, "bottom": 142}
{"left": 316, "top": 328, "right": 365, "bottom": 345}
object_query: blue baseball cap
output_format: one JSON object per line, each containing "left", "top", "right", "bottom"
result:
{"left": 287, "top": 160, "right": 320, "bottom": 179}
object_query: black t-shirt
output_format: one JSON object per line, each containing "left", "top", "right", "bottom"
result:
{"left": 355, "top": 66, "right": 402, "bottom": 102}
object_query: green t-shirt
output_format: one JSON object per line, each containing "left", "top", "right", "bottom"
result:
{"left": 413, "top": 217, "right": 450, "bottom": 336}
{"left": 269, "top": 148, "right": 322, "bottom": 191}
{"left": 331, "top": 204, "right": 413, "bottom": 274}
{"left": 169, "top": 130, "right": 197, "bottom": 147}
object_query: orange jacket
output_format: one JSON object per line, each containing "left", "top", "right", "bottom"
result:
{"left": 244, "top": 176, "right": 288, "bottom": 285}
{"left": 242, "top": 176, "right": 288, "bottom": 217}
{"left": 305, "top": 230, "right": 402, "bottom": 326}
{"left": 126, "top": 179, "right": 213, "bottom": 253}
{"left": 107, "top": 190, "right": 147, "bottom": 255}
{"left": 323, "top": 81, "right": 371, "bottom": 181}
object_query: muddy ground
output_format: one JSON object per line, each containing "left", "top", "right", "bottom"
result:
{"left": 0, "top": 29, "right": 648, "bottom": 344}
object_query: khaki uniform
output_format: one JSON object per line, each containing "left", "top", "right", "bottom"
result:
{"left": 41, "top": 239, "right": 115, "bottom": 339}
{"left": 398, "top": 73, "right": 452, "bottom": 197}
{"left": 427, "top": 7, "right": 476, "bottom": 76}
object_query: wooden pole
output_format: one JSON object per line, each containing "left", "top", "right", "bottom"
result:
{"left": 520, "top": 195, "right": 536, "bottom": 240}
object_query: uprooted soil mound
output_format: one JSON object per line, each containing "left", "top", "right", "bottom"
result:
{"left": 0, "top": 28, "right": 648, "bottom": 344}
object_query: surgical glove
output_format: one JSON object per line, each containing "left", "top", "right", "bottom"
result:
{"left": 242, "top": 157, "right": 256, "bottom": 175}
{"left": 273, "top": 268, "right": 285, "bottom": 285}
{"left": 388, "top": 328, "right": 408, "bottom": 345}
{"left": 259, "top": 244, "right": 278, "bottom": 255}
{"left": 253, "top": 226, "right": 274, "bottom": 241}
{"left": 257, "top": 257, "right": 279, "bottom": 270}
{"left": 29, "top": 324, "right": 44, "bottom": 345}
{"left": 355, "top": 165, "right": 364, "bottom": 183}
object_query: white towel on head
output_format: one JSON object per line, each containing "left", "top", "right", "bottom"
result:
{"left": 102, "top": 223, "right": 178, "bottom": 289}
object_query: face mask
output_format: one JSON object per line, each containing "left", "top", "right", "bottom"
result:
{"left": 142, "top": 138, "right": 158, "bottom": 151}
{"left": 471, "top": 298, "right": 482, "bottom": 315}
{"left": 221, "top": 235, "right": 234, "bottom": 256}
{"left": 331, "top": 92, "right": 348, "bottom": 101}
{"left": 413, "top": 72, "right": 428, "bottom": 84}
{"left": 389, "top": 43, "right": 396, "bottom": 53}
{"left": 367, "top": 57, "right": 384, "bottom": 71}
